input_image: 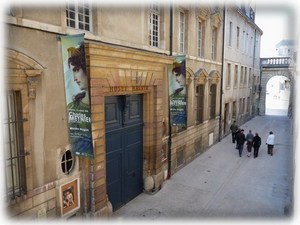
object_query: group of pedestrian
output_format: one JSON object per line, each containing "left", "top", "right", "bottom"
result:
{"left": 230, "top": 120, "right": 275, "bottom": 158}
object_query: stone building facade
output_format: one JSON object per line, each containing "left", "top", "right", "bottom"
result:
{"left": 222, "top": 4, "right": 262, "bottom": 134}
{"left": 4, "top": 2, "right": 227, "bottom": 219}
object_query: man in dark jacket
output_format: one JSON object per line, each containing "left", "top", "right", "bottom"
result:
{"left": 236, "top": 129, "right": 246, "bottom": 157}
{"left": 230, "top": 120, "right": 239, "bottom": 143}
{"left": 253, "top": 133, "right": 262, "bottom": 158}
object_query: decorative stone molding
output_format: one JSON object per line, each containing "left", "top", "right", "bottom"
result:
{"left": 26, "top": 69, "right": 43, "bottom": 99}
{"left": 209, "top": 70, "right": 220, "bottom": 83}
{"left": 7, "top": 49, "right": 45, "bottom": 100}
{"left": 198, "top": 8, "right": 209, "bottom": 20}
{"left": 186, "top": 67, "right": 194, "bottom": 85}
{"left": 211, "top": 12, "right": 222, "bottom": 28}
{"left": 194, "top": 68, "right": 209, "bottom": 85}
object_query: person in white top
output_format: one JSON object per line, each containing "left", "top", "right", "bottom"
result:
{"left": 266, "top": 131, "right": 275, "bottom": 156}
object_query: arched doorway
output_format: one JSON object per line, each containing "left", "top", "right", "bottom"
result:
{"left": 265, "top": 75, "right": 290, "bottom": 116}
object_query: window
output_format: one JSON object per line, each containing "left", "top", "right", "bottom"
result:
{"left": 247, "top": 97, "right": 250, "bottom": 113}
{"left": 226, "top": 63, "right": 231, "bottom": 87}
{"left": 61, "top": 150, "right": 75, "bottom": 174}
{"left": 239, "top": 98, "right": 242, "bottom": 115}
{"left": 179, "top": 11, "right": 185, "bottom": 53}
{"left": 236, "top": 26, "right": 240, "bottom": 49}
{"left": 229, "top": 21, "right": 232, "bottom": 46}
{"left": 197, "top": 20, "right": 205, "bottom": 57}
{"left": 209, "top": 84, "right": 217, "bottom": 119}
{"left": 211, "top": 27, "right": 217, "bottom": 60}
{"left": 4, "top": 91, "right": 27, "bottom": 200}
{"left": 244, "top": 67, "right": 247, "bottom": 85}
{"left": 240, "top": 66, "right": 244, "bottom": 86}
{"left": 249, "top": 68, "right": 252, "bottom": 85}
{"left": 196, "top": 85, "right": 204, "bottom": 123}
{"left": 234, "top": 65, "right": 238, "bottom": 87}
{"left": 232, "top": 101, "right": 236, "bottom": 119}
{"left": 149, "top": 2, "right": 160, "bottom": 47}
{"left": 242, "top": 31, "right": 245, "bottom": 52}
{"left": 66, "top": 0, "right": 92, "bottom": 31}
{"left": 246, "top": 33, "right": 249, "bottom": 53}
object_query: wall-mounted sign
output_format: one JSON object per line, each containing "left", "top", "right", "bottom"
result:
{"left": 60, "top": 34, "right": 94, "bottom": 158}
{"left": 169, "top": 55, "right": 187, "bottom": 128}
{"left": 109, "top": 86, "right": 149, "bottom": 92}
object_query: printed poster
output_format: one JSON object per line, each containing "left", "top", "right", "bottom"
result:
{"left": 60, "top": 34, "right": 94, "bottom": 158}
{"left": 169, "top": 55, "right": 187, "bottom": 128}
{"left": 61, "top": 179, "right": 79, "bottom": 216}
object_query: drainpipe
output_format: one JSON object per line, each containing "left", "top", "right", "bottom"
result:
{"left": 258, "top": 61, "right": 263, "bottom": 115}
{"left": 169, "top": 4, "right": 173, "bottom": 57}
{"left": 167, "top": 3, "right": 173, "bottom": 179}
{"left": 252, "top": 29, "right": 257, "bottom": 116}
{"left": 253, "top": 30, "right": 262, "bottom": 115}
{"left": 218, "top": 5, "right": 225, "bottom": 142}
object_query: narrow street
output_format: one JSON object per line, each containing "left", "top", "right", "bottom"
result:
{"left": 112, "top": 115, "right": 294, "bottom": 220}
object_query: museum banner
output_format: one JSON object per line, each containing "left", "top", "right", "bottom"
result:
{"left": 169, "top": 55, "right": 187, "bottom": 128}
{"left": 60, "top": 34, "right": 94, "bottom": 158}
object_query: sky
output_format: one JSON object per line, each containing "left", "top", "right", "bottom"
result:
{"left": 254, "top": 2, "right": 298, "bottom": 57}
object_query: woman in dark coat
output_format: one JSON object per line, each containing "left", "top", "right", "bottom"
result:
{"left": 252, "top": 133, "right": 261, "bottom": 158}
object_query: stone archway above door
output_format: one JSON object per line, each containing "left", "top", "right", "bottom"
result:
{"left": 6, "top": 49, "right": 45, "bottom": 99}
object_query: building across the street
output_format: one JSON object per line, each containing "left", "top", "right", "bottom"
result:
{"left": 222, "top": 3, "right": 262, "bottom": 134}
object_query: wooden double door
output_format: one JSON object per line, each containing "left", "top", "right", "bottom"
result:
{"left": 105, "top": 95, "right": 143, "bottom": 210}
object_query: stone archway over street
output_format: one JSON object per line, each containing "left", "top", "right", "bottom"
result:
{"left": 259, "top": 57, "right": 294, "bottom": 116}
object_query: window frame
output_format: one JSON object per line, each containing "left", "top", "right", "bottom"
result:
{"left": 197, "top": 20, "right": 205, "bottom": 57}
{"left": 226, "top": 63, "right": 231, "bottom": 87}
{"left": 211, "top": 26, "right": 217, "bottom": 60}
{"left": 61, "top": 149, "right": 75, "bottom": 175}
{"left": 66, "top": 0, "right": 92, "bottom": 32}
{"left": 229, "top": 21, "right": 232, "bottom": 46}
{"left": 179, "top": 10, "right": 185, "bottom": 53}
{"left": 244, "top": 67, "right": 247, "bottom": 85}
{"left": 209, "top": 84, "right": 217, "bottom": 119}
{"left": 232, "top": 101, "right": 237, "bottom": 120}
{"left": 234, "top": 65, "right": 238, "bottom": 88}
{"left": 5, "top": 90, "right": 27, "bottom": 200}
{"left": 149, "top": 2, "right": 160, "bottom": 47}
{"left": 196, "top": 84, "right": 205, "bottom": 123}
{"left": 236, "top": 26, "right": 240, "bottom": 49}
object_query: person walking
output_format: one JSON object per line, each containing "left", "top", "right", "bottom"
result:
{"left": 236, "top": 129, "right": 246, "bottom": 157}
{"left": 266, "top": 131, "right": 275, "bottom": 156}
{"left": 230, "top": 120, "right": 239, "bottom": 143}
{"left": 235, "top": 128, "right": 241, "bottom": 149}
{"left": 246, "top": 130, "right": 254, "bottom": 157}
{"left": 253, "top": 133, "right": 261, "bottom": 158}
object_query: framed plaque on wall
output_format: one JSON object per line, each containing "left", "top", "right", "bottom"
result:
{"left": 60, "top": 179, "right": 80, "bottom": 216}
